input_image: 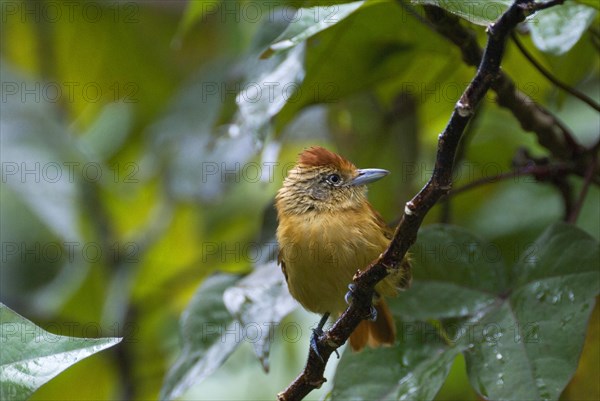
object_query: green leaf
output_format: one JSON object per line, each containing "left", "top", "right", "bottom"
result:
{"left": 223, "top": 261, "right": 298, "bottom": 372}
{"left": 510, "top": 222, "right": 599, "bottom": 287}
{"left": 332, "top": 320, "right": 462, "bottom": 400}
{"left": 148, "top": 62, "right": 258, "bottom": 201}
{"left": 160, "top": 274, "right": 242, "bottom": 400}
{"left": 393, "top": 223, "right": 599, "bottom": 401}
{"left": 0, "top": 66, "right": 85, "bottom": 243}
{"left": 575, "top": 0, "right": 600, "bottom": 11}
{"left": 528, "top": 2, "right": 597, "bottom": 55}
{"left": 173, "top": 0, "right": 222, "bottom": 47}
{"left": 412, "top": 0, "right": 512, "bottom": 25}
{"left": 79, "top": 102, "right": 134, "bottom": 161}
{"left": 236, "top": 43, "right": 306, "bottom": 143}
{"left": 392, "top": 225, "right": 508, "bottom": 320}
{"left": 260, "top": 1, "right": 365, "bottom": 58}
{"left": 474, "top": 223, "right": 599, "bottom": 400}
{"left": 0, "top": 303, "right": 121, "bottom": 400}
{"left": 275, "top": 0, "right": 452, "bottom": 131}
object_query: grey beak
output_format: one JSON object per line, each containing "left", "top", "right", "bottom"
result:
{"left": 349, "top": 168, "right": 389, "bottom": 186}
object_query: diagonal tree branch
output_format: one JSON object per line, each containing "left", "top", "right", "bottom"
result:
{"left": 421, "top": 3, "right": 583, "bottom": 160}
{"left": 277, "top": 1, "right": 565, "bottom": 400}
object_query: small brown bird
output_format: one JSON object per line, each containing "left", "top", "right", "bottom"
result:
{"left": 275, "top": 146, "right": 411, "bottom": 351}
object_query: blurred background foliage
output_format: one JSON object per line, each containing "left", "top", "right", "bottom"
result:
{"left": 1, "top": 0, "right": 598, "bottom": 400}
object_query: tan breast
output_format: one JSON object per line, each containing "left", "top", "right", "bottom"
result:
{"left": 277, "top": 206, "right": 391, "bottom": 315}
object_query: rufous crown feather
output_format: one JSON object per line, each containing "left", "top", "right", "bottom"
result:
{"left": 297, "top": 146, "right": 356, "bottom": 175}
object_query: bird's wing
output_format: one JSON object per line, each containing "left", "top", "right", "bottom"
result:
{"left": 368, "top": 203, "right": 395, "bottom": 239}
{"left": 277, "top": 251, "right": 289, "bottom": 283}
{"left": 368, "top": 203, "right": 412, "bottom": 290}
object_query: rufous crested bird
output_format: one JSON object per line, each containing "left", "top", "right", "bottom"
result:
{"left": 275, "top": 146, "right": 411, "bottom": 351}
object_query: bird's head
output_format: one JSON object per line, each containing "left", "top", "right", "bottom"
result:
{"left": 275, "top": 146, "right": 389, "bottom": 215}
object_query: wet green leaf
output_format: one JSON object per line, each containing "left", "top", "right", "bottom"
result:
{"left": 528, "top": 2, "right": 597, "bottom": 55}
{"left": 173, "top": 0, "right": 222, "bottom": 46}
{"left": 261, "top": 1, "right": 365, "bottom": 58}
{"left": 148, "top": 62, "right": 258, "bottom": 202}
{"left": 0, "top": 303, "right": 121, "bottom": 400}
{"left": 477, "top": 223, "right": 599, "bottom": 400}
{"left": 412, "top": 0, "right": 512, "bottom": 25}
{"left": 223, "top": 261, "right": 298, "bottom": 372}
{"left": 390, "top": 223, "right": 599, "bottom": 401}
{"left": 275, "top": 0, "right": 448, "bottom": 131}
{"left": 392, "top": 225, "right": 508, "bottom": 320}
{"left": 332, "top": 320, "right": 461, "bottom": 400}
{"left": 160, "top": 274, "right": 241, "bottom": 400}
{"left": 236, "top": 43, "right": 306, "bottom": 143}
{"left": 0, "top": 66, "right": 85, "bottom": 243}
{"left": 574, "top": 0, "right": 600, "bottom": 10}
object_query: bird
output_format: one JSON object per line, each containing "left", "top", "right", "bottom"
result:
{"left": 275, "top": 146, "right": 411, "bottom": 351}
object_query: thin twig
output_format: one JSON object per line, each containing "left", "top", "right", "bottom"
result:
{"left": 447, "top": 163, "right": 575, "bottom": 197}
{"left": 421, "top": 3, "right": 583, "bottom": 159}
{"left": 527, "top": 0, "right": 565, "bottom": 12}
{"left": 567, "top": 152, "right": 598, "bottom": 224}
{"left": 555, "top": 175, "right": 575, "bottom": 220}
{"left": 511, "top": 32, "right": 600, "bottom": 112}
{"left": 276, "top": 1, "right": 563, "bottom": 400}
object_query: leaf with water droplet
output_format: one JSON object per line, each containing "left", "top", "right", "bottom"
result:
{"left": 147, "top": 61, "right": 260, "bottom": 202}
{"left": 529, "top": 1, "right": 597, "bottom": 55}
{"left": 260, "top": 1, "right": 366, "bottom": 58}
{"left": 392, "top": 224, "right": 508, "bottom": 320}
{"left": 223, "top": 260, "right": 297, "bottom": 372}
{"left": 331, "top": 319, "right": 463, "bottom": 401}
{"left": 464, "top": 223, "right": 599, "bottom": 401}
{"left": 388, "top": 222, "right": 598, "bottom": 401}
{"left": 0, "top": 303, "right": 121, "bottom": 400}
{"left": 160, "top": 274, "right": 242, "bottom": 400}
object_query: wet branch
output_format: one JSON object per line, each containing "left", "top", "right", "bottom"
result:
{"left": 421, "top": 2, "right": 584, "bottom": 160}
{"left": 276, "top": 1, "right": 565, "bottom": 400}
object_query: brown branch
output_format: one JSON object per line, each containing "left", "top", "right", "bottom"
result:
{"left": 512, "top": 148, "right": 575, "bottom": 218}
{"left": 567, "top": 152, "right": 599, "bottom": 224}
{"left": 276, "top": 1, "right": 560, "bottom": 400}
{"left": 511, "top": 32, "right": 600, "bottom": 112}
{"left": 447, "top": 162, "right": 576, "bottom": 197}
{"left": 439, "top": 102, "right": 484, "bottom": 224}
{"left": 527, "top": 0, "right": 565, "bottom": 11}
{"left": 447, "top": 146, "right": 600, "bottom": 220}
{"left": 421, "top": 3, "right": 583, "bottom": 160}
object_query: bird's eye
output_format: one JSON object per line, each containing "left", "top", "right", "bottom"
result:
{"left": 326, "top": 173, "right": 342, "bottom": 185}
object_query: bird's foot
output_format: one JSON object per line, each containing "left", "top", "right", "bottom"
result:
{"left": 347, "top": 284, "right": 378, "bottom": 321}
{"left": 310, "top": 313, "right": 329, "bottom": 362}
{"left": 310, "top": 313, "right": 339, "bottom": 361}
{"left": 369, "top": 305, "right": 378, "bottom": 321}
{"left": 309, "top": 330, "right": 322, "bottom": 361}
{"left": 345, "top": 283, "right": 357, "bottom": 305}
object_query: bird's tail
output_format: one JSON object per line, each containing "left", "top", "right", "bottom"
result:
{"left": 348, "top": 299, "right": 396, "bottom": 351}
